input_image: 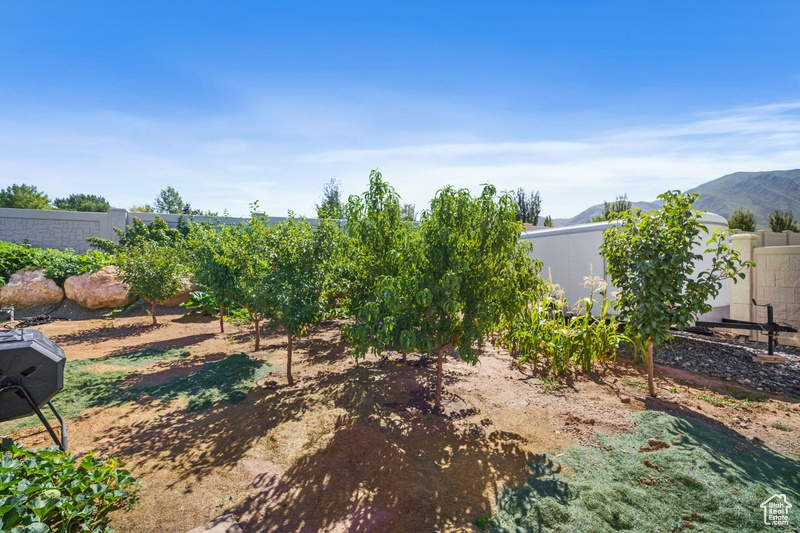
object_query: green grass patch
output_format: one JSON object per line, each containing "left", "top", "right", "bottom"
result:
{"left": 76, "top": 347, "right": 188, "bottom": 368}
{"left": 538, "top": 375, "right": 563, "bottom": 394}
{"left": 621, "top": 378, "right": 648, "bottom": 390}
{"left": 492, "top": 411, "right": 800, "bottom": 532}
{"left": 1, "top": 348, "right": 274, "bottom": 433}
{"left": 691, "top": 390, "right": 767, "bottom": 410}
{"left": 772, "top": 422, "right": 791, "bottom": 432}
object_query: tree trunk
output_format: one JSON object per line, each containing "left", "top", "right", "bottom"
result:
{"left": 219, "top": 304, "right": 225, "bottom": 333}
{"left": 151, "top": 301, "right": 158, "bottom": 326}
{"left": 287, "top": 333, "right": 294, "bottom": 385}
{"left": 254, "top": 316, "right": 261, "bottom": 351}
{"left": 434, "top": 343, "right": 444, "bottom": 412}
{"left": 646, "top": 339, "right": 655, "bottom": 397}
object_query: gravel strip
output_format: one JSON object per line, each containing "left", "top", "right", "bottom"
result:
{"left": 654, "top": 332, "right": 800, "bottom": 398}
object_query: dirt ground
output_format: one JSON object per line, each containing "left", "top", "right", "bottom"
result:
{"left": 5, "top": 310, "right": 800, "bottom": 532}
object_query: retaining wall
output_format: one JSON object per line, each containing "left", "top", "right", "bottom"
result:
{"left": 0, "top": 207, "right": 329, "bottom": 253}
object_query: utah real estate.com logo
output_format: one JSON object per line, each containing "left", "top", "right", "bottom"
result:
{"left": 761, "top": 494, "right": 792, "bottom": 526}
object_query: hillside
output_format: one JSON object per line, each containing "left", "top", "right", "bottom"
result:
{"left": 555, "top": 169, "right": 800, "bottom": 228}
{"left": 687, "top": 169, "right": 800, "bottom": 227}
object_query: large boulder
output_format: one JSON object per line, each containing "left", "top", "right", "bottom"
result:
{"left": 64, "top": 266, "right": 135, "bottom": 310}
{"left": 0, "top": 270, "right": 65, "bottom": 308}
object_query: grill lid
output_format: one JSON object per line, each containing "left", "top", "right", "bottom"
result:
{"left": 0, "top": 329, "right": 66, "bottom": 422}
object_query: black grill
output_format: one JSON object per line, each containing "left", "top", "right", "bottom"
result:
{"left": 0, "top": 327, "right": 68, "bottom": 450}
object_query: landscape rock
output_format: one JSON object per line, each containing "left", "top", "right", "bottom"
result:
{"left": 0, "top": 269, "right": 64, "bottom": 308}
{"left": 64, "top": 266, "right": 134, "bottom": 310}
{"left": 654, "top": 332, "right": 800, "bottom": 399}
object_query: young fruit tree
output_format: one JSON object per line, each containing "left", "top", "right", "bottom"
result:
{"left": 187, "top": 221, "right": 241, "bottom": 333}
{"left": 600, "top": 191, "right": 751, "bottom": 396}
{"left": 346, "top": 175, "right": 540, "bottom": 411}
{"left": 342, "top": 170, "right": 415, "bottom": 360}
{"left": 216, "top": 209, "right": 274, "bottom": 350}
{"left": 260, "top": 217, "right": 342, "bottom": 384}
{"left": 116, "top": 240, "right": 189, "bottom": 325}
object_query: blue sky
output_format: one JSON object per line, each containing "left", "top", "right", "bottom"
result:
{"left": 1, "top": 1, "right": 799, "bottom": 218}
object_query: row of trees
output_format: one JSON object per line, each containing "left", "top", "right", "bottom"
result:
{"left": 110, "top": 172, "right": 750, "bottom": 408}
{"left": 0, "top": 183, "right": 200, "bottom": 214}
{"left": 0, "top": 184, "right": 111, "bottom": 212}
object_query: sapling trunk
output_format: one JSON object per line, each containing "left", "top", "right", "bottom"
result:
{"left": 254, "top": 316, "right": 261, "bottom": 350}
{"left": 287, "top": 333, "right": 294, "bottom": 385}
{"left": 646, "top": 339, "right": 655, "bottom": 397}
{"left": 434, "top": 343, "right": 446, "bottom": 412}
{"left": 219, "top": 304, "right": 225, "bottom": 333}
{"left": 151, "top": 301, "right": 158, "bottom": 326}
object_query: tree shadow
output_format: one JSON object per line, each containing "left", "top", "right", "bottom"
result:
{"left": 49, "top": 323, "right": 166, "bottom": 346}
{"left": 108, "top": 333, "right": 217, "bottom": 355}
{"left": 232, "top": 374, "right": 539, "bottom": 531}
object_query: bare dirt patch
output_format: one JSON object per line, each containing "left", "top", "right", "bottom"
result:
{"left": 4, "top": 311, "right": 799, "bottom": 532}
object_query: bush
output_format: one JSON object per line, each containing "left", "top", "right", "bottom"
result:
{"left": 767, "top": 209, "right": 799, "bottom": 233}
{"left": 0, "top": 438, "right": 140, "bottom": 532}
{"left": 727, "top": 208, "right": 757, "bottom": 231}
{"left": 0, "top": 241, "right": 114, "bottom": 287}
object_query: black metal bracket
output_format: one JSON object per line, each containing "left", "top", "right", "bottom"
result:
{"left": 0, "top": 384, "right": 67, "bottom": 451}
{"left": 695, "top": 300, "right": 797, "bottom": 356}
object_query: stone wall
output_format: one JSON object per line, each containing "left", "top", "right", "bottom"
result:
{"left": 730, "top": 233, "right": 800, "bottom": 347}
{"left": 0, "top": 208, "right": 124, "bottom": 253}
{"left": 0, "top": 207, "right": 333, "bottom": 253}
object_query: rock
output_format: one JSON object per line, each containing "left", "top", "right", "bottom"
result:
{"left": 64, "top": 266, "right": 134, "bottom": 310}
{"left": 0, "top": 270, "right": 64, "bottom": 308}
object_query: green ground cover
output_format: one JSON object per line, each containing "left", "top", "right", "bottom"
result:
{"left": 1, "top": 348, "right": 274, "bottom": 432}
{"left": 491, "top": 411, "right": 800, "bottom": 532}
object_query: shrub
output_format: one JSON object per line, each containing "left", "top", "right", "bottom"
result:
{"left": 727, "top": 208, "right": 756, "bottom": 231}
{"left": 0, "top": 438, "right": 140, "bottom": 532}
{"left": 767, "top": 209, "right": 799, "bottom": 233}
{"left": 0, "top": 241, "right": 113, "bottom": 287}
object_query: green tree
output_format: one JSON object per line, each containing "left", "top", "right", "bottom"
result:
{"left": 767, "top": 210, "right": 799, "bottom": 233}
{"left": 316, "top": 178, "right": 345, "bottom": 219}
{"left": 727, "top": 208, "right": 757, "bottom": 232}
{"left": 589, "top": 194, "right": 632, "bottom": 222}
{"left": 0, "top": 184, "right": 51, "bottom": 209}
{"left": 217, "top": 207, "right": 274, "bottom": 350}
{"left": 544, "top": 215, "right": 553, "bottom": 227}
{"left": 342, "top": 171, "right": 413, "bottom": 360}
{"left": 346, "top": 175, "right": 541, "bottom": 411}
{"left": 600, "top": 191, "right": 750, "bottom": 396}
{"left": 88, "top": 216, "right": 184, "bottom": 253}
{"left": 154, "top": 186, "right": 185, "bottom": 214}
{"left": 514, "top": 188, "right": 541, "bottom": 225}
{"left": 188, "top": 220, "right": 241, "bottom": 333}
{"left": 400, "top": 203, "right": 416, "bottom": 222}
{"left": 129, "top": 204, "right": 154, "bottom": 213}
{"left": 261, "top": 217, "right": 342, "bottom": 384}
{"left": 117, "top": 240, "right": 189, "bottom": 325}
{"left": 54, "top": 193, "right": 110, "bottom": 212}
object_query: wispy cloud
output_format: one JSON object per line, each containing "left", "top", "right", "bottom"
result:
{"left": 0, "top": 100, "right": 798, "bottom": 218}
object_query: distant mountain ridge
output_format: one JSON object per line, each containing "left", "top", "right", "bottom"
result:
{"left": 556, "top": 169, "right": 800, "bottom": 228}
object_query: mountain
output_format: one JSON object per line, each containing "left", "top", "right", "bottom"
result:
{"left": 687, "top": 169, "right": 800, "bottom": 227}
{"left": 561, "top": 201, "right": 662, "bottom": 226}
{"left": 554, "top": 169, "right": 800, "bottom": 228}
